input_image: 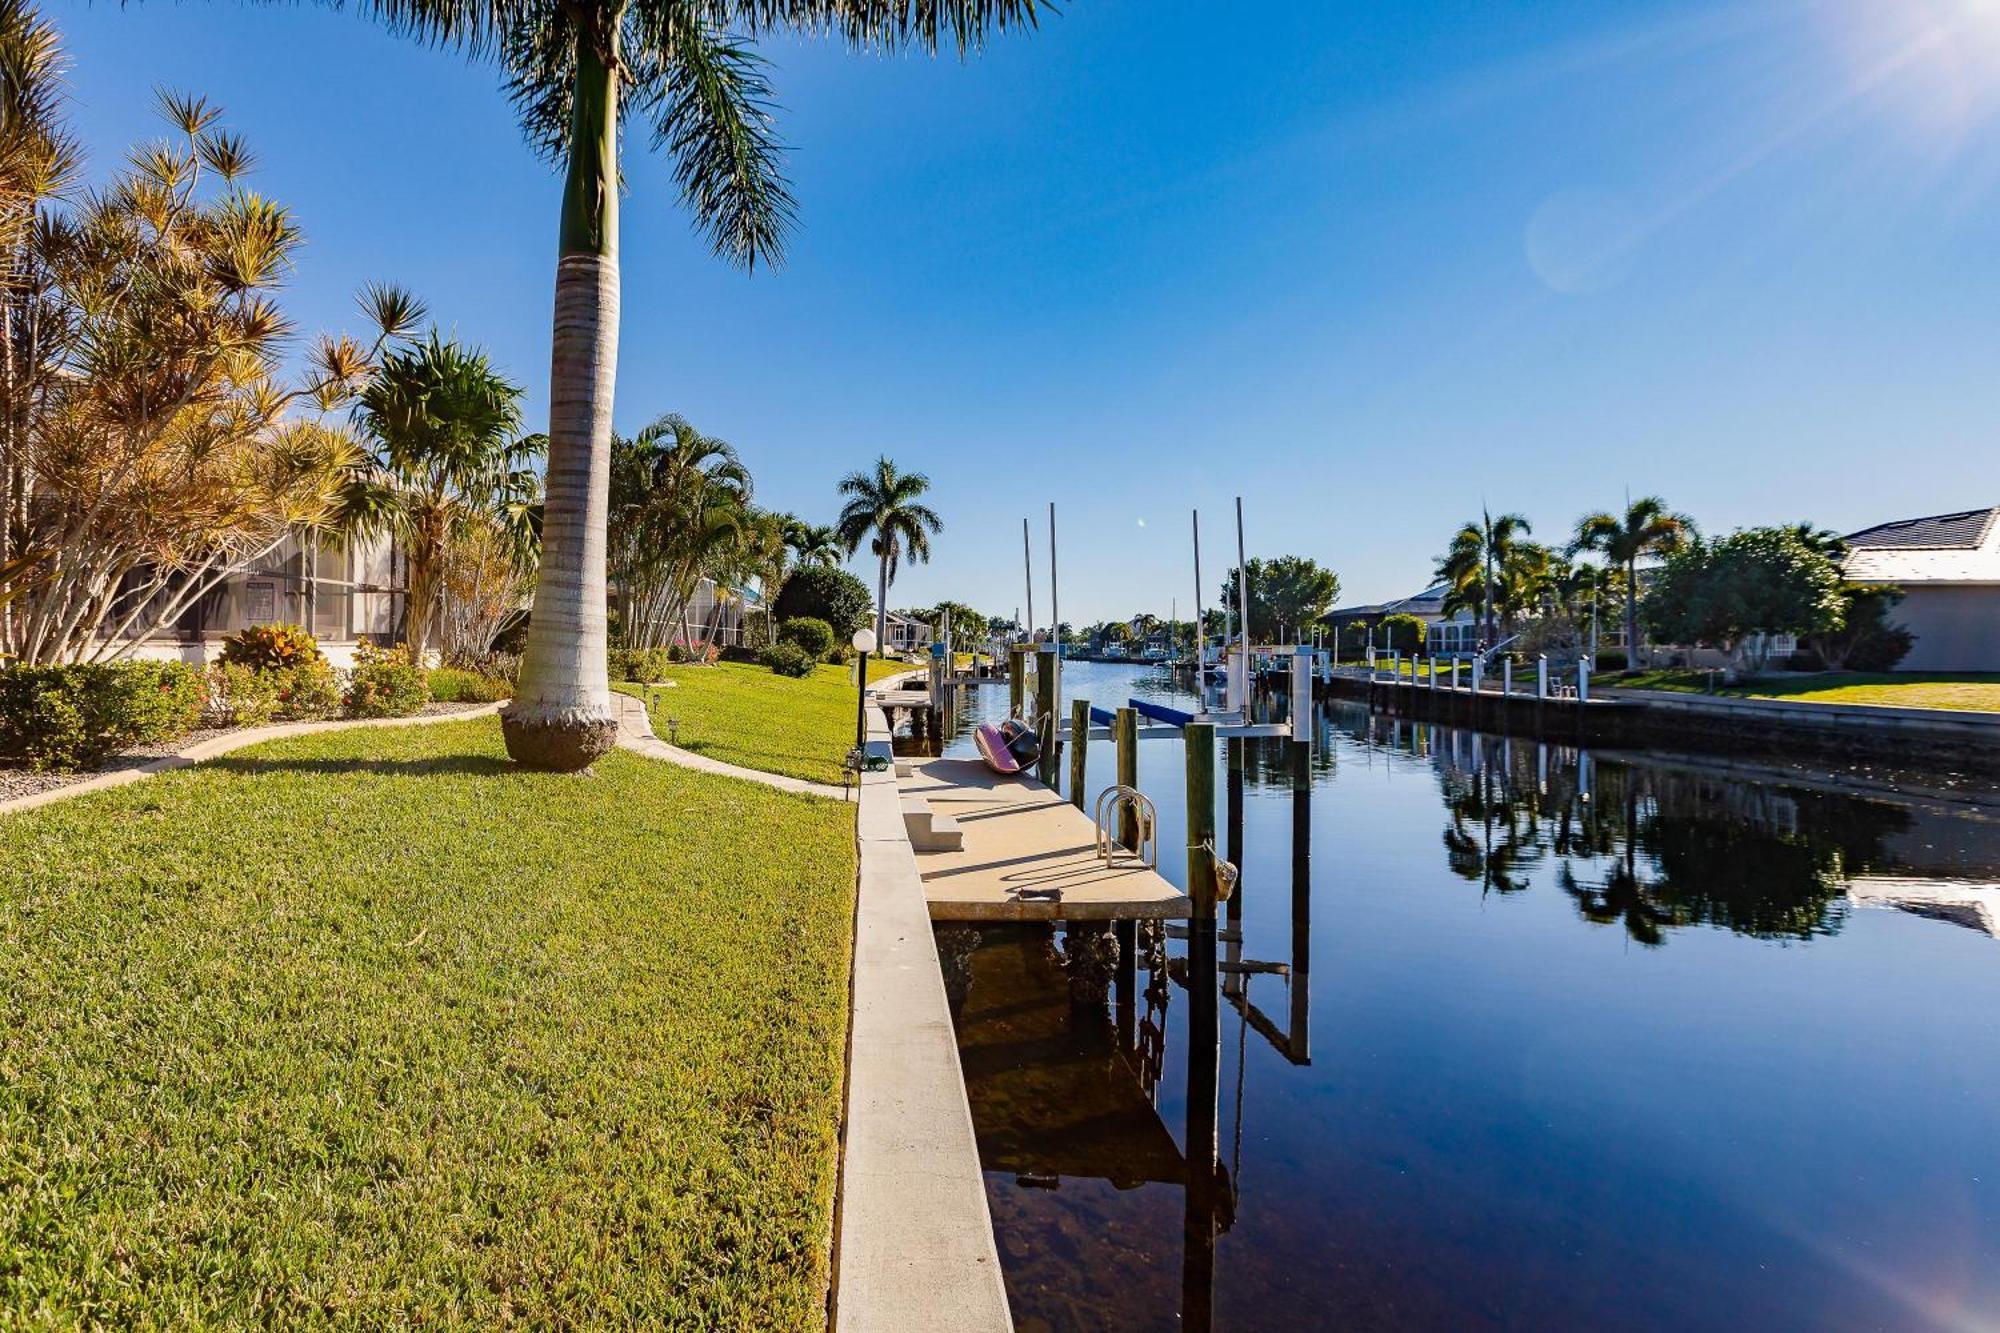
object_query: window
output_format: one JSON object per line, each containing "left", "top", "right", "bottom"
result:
{"left": 245, "top": 580, "right": 277, "bottom": 625}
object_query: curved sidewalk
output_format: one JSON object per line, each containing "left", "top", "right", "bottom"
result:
{"left": 0, "top": 702, "right": 506, "bottom": 818}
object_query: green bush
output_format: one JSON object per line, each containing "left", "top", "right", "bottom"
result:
{"left": 427, "top": 667, "right": 513, "bottom": 704}
{"left": 204, "top": 663, "right": 283, "bottom": 727}
{"left": 761, "top": 642, "right": 817, "bottom": 678}
{"left": 1376, "top": 613, "right": 1427, "bottom": 656}
{"left": 824, "top": 644, "right": 850, "bottom": 667}
{"left": 778, "top": 616, "right": 835, "bottom": 661}
{"left": 346, "top": 644, "right": 429, "bottom": 718}
{"left": 275, "top": 658, "right": 343, "bottom": 719}
{"left": 610, "top": 646, "right": 673, "bottom": 683}
{"left": 773, "top": 566, "right": 873, "bottom": 638}
{"left": 0, "top": 661, "right": 205, "bottom": 771}
{"left": 666, "top": 643, "right": 689, "bottom": 665}
{"left": 1594, "top": 648, "right": 1629, "bottom": 672}
{"left": 219, "top": 623, "right": 324, "bottom": 673}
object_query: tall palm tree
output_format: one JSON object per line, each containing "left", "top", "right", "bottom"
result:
{"left": 326, "top": 0, "right": 1041, "bottom": 768}
{"left": 1569, "top": 496, "right": 1695, "bottom": 669}
{"left": 781, "top": 517, "right": 843, "bottom": 570}
{"left": 836, "top": 455, "right": 941, "bottom": 649}
{"left": 1434, "top": 509, "right": 1530, "bottom": 649}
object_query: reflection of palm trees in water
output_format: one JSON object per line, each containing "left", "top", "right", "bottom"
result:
{"left": 1440, "top": 740, "right": 1544, "bottom": 895}
{"left": 1558, "top": 782, "right": 1691, "bottom": 947}
{"left": 1430, "top": 734, "right": 1904, "bottom": 944}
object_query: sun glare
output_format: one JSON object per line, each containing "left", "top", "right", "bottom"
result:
{"left": 1827, "top": 0, "right": 2000, "bottom": 141}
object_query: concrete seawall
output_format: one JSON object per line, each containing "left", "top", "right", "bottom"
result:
{"left": 1323, "top": 672, "right": 2000, "bottom": 770}
{"left": 833, "top": 672, "right": 1011, "bottom": 1333}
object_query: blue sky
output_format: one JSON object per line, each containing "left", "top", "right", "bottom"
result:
{"left": 51, "top": 0, "right": 2000, "bottom": 623}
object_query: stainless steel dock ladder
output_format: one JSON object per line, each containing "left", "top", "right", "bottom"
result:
{"left": 1093, "top": 784, "right": 1159, "bottom": 869}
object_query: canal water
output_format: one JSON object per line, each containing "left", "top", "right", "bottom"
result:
{"left": 925, "top": 659, "right": 2000, "bottom": 1331}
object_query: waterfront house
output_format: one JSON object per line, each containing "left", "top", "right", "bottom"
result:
{"left": 113, "top": 530, "right": 403, "bottom": 669}
{"left": 1321, "top": 585, "right": 1478, "bottom": 654}
{"left": 883, "top": 611, "right": 933, "bottom": 654}
{"left": 1843, "top": 506, "right": 2000, "bottom": 671}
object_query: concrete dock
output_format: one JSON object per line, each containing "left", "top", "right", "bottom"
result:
{"left": 900, "top": 758, "right": 1192, "bottom": 923}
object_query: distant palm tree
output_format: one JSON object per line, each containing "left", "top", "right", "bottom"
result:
{"left": 1435, "top": 509, "right": 1531, "bottom": 648}
{"left": 782, "top": 518, "right": 844, "bottom": 570}
{"left": 836, "top": 457, "right": 942, "bottom": 649}
{"left": 1569, "top": 497, "right": 1695, "bottom": 669}
{"left": 328, "top": 0, "right": 1040, "bottom": 767}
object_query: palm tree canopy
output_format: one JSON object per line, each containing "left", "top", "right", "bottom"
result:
{"left": 342, "top": 0, "right": 1047, "bottom": 269}
{"left": 1569, "top": 495, "right": 1695, "bottom": 566}
{"left": 358, "top": 334, "right": 530, "bottom": 492}
{"left": 836, "top": 455, "right": 941, "bottom": 583}
{"left": 781, "top": 516, "right": 843, "bottom": 568}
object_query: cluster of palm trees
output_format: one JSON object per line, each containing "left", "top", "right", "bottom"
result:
{"left": 606, "top": 417, "right": 941, "bottom": 659}
{"left": 1433, "top": 497, "right": 1694, "bottom": 663}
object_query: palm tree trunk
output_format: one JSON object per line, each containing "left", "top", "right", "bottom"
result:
{"left": 503, "top": 28, "right": 621, "bottom": 771}
{"left": 1626, "top": 556, "right": 1641, "bottom": 670}
{"left": 875, "top": 550, "right": 889, "bottom": 651}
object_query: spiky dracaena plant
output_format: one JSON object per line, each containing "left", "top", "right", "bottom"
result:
{"left": 311, "top": 0, "right": 1040, "bottom": 768}
{"left": 835, "top": 455, "right": 941, "bottom": 650}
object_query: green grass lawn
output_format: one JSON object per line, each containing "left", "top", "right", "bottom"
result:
{"left": 1599, "top": 668, "right": 2000, "bottom": 712}
{"left": 617, "top": 658, "right": 910, "bottom": 786}
{"left": 0, "top": 717, "right": 854, "bottom": 1328}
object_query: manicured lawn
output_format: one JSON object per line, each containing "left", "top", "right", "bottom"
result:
{"left": 617, "top": 658, "right": 910, "bottom": 786}
{"left": 0, "top": 717, "right": 854, "bottom": 1328}
{"left": 1600, "top": 669, "right": 2000, "bottom": 712}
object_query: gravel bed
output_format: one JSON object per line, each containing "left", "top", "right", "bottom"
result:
{"left": 0, "top": 703, "right": 496, "bottom": 805}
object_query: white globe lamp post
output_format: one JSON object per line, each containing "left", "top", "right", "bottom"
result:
{"left": 852, "top": 627, "right": 878, "bottom": 747}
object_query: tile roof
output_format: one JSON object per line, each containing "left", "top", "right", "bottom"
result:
{"left": 1845, "top": 507, "right": 1998, "bottom": 550}
{"left": 1844, "top": 506, "right": 2000, "bottom": 584}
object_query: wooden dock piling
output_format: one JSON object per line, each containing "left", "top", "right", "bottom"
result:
{"left": 1115, "top": 706, "right": 1139, "bottom": 850}
{"left": 1185, "top": 721, "right": 1217, "bottom": 920}
{"left": 1035, "top": 649, "right": 1059, "bottom": 785}
{"left": 1069, "top": 698, "right": 1090, "bottom": 810}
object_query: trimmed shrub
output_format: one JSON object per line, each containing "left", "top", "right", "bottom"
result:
{"left": 0, "top": 661, "right": 206, "bottom": 771}
{"left": 761, "top": 642, "right": 817, "bottom": 678}
{"left": 773, "top": 566, "right": 872, "bottom": 638}
{"left": 346, "top": 644, "right": 429, "bottom": 718}
{"left": 219, "top": 623, "right": 324, "bottom": 673}
{"left": 1593, "top": 648, "right": 1628, "bottom": 672}
{"left": 824, "top": 644, "right": 851, "bottom": 667}
{"left": 427, "top": 667, "right": 513, "bottom": 704}
{"left": 778, "top": 616, "right": 835, "bottom": 661}
{"left": 275, "top": 658, "right": 343, "bottom": 719}
{"left": 666, "top": 643, "right": 688, "bottom": 664}
{"left": 610, "top": 647, "right": 673, "bottom": 682}
{"left": 204, "top": 663, "right": 283, "bottom": 727}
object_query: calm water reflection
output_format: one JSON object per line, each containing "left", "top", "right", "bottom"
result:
{"left": 931, "top": 660, "right": 2000, "bottom": 1331}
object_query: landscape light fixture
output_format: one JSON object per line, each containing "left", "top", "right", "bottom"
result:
{"left": 852, "top": 627, "right": 878, "bottom": 748}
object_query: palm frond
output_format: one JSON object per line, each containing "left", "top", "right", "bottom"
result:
{"left": 631, "top": 10, "right": 795, "bottom": 269}
{"left": 716, "top": 0, "right": 1049, "bottom": 56}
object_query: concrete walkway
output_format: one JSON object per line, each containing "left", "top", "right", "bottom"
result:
{"left": 0, "top": 702, "right": 506, "bottom": 818}
{"left": 835, "top": 705, "right": 1012, "bottom": 1333}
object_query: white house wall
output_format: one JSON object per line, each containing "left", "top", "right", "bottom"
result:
{"left": 1888, "top": 586, "right": 2000, "bottom": 672}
